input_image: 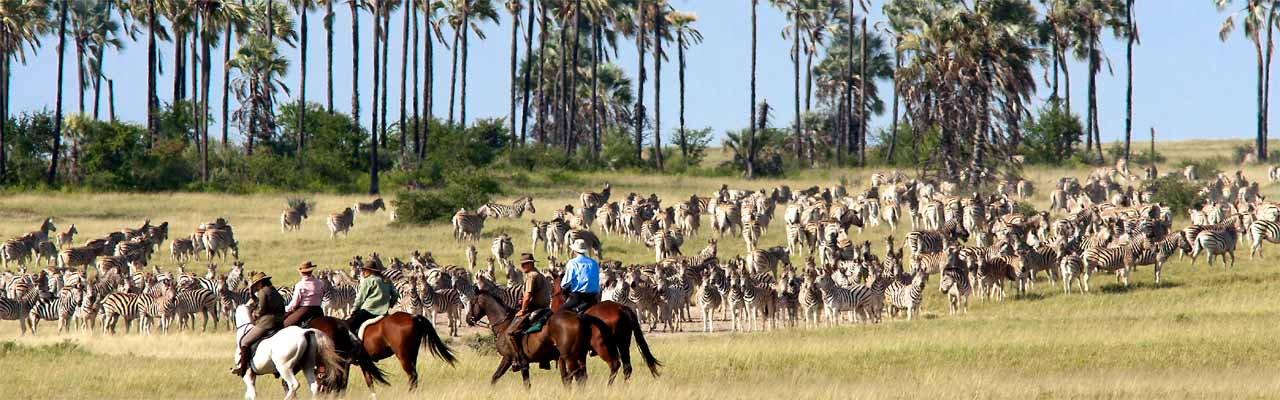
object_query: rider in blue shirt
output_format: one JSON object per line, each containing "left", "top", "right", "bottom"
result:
{"left": 561, "top": 239, "right": 600, "bottom": 313}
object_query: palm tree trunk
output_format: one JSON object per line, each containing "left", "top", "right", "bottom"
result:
{"left": 805, "top": 43, "right": 814, "bottom": 166}
{"left": 93, "top": 0, "right": 108, "bottom": 121}
{"left": 350, "top": 0, "right": 363, "bottom": 159}
{"left": 520, "top": 0, "right": 536, "bottom": 145}
{"left": 858, "top": 16, "right": 867, "bottom": 165}
{"left": 886, "top": 44, "right": 899, "bottom": 163}
{"left": 174, "top": 32, "right": 185, "bottom": 106}
{"left": 0, "top": 54, "right": 7, "bottom": 179}
{"left": 509, "top": 2, "right": 520, "bottom": 150}
{"left": 1089, "top": 33, "right": 1102, "bottom": 161}
{"left": 1257, "top": 35, "right": 1266, "bottom": 162}
{"left": 108, "top": 79, "right": 115, "bottom": 121}
{"left": 423, "top": 14, "right": 433, "bottom": 160}
{"left": 76, "top": 38, "right": 85, "bottom": 116}
{"left": 201, "top": 18, "right": 212, "bottom": 181}
{"left": 381, "top": 10, "right": 391, "bottom": 148}
{"left": 569, "top": 0, "right": 582, "bottom": 155}
{"left": 792, "top": 7, "right": 801, "bottom": 165}
{"left": 556, "top": 16, "right": 568, "bottom": 149}
{"left": 299, "top": 1, "right": 309, "bottom": 155}
{"left": 448, "top": 22, "right": 459, "bottom": 126}
{"left": 327, "top": 0, "right": 335, "bottom": 114}
{"left": 147, "top": 0, "right": 158, "bottom": 147}
{"left": 635, "top": 0, "right": 646, "bottom": 163}
{"left": 48, "top": 0, "right": 68, "bottom": 185}
{"left": 460, "top": 3, "right": 470, "bottom": 128}
{"left": 677, "top": 29, "right": 687, "bottom": 160}
{"left": 191, "top": 14, "right": 201, "bottom": 149}
{"left": 221, "top": 17, "right": 231, "bottom": 149}
{"left": 373, "top": 6, "right": 382, "bottom": 149}
{"left": 592, "top": 23, "right": 601, "bottom": 156}
{"left": 1123, "top": 0, "right": 1134, "bottom": 162}
{"left": 400, "top": 1, "right": 410, "bottom": 158}
{"left": 412, "top": 0, "right": 421, "bottom": 156}
{"left": 1263, "top": 5, "right": 1275, "bottom": 160}
{"left": 536, "top": 2, "right": 548, "bottom": 143}
{"left": 842, "top": 0, "right": 853, "bottom": 165}
{"left": 747, "top": 0, "right": 757, "bottom": 178}
{"left": 651, "top": 3, "right": 661, "bottom": 169}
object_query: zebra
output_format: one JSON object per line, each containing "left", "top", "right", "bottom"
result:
{"left": 451, "top": 209, "right": 485, "bottom": 241}
{"left": 724, "top": 271, "right": 747, "bottom": 331}
{"left": 625, "top": 268, "right": 662, "bottom": 332}
{"left": 27, "top": 293, "right": 77, "bottom": 334}
{"left": 580, "top": 183, "right": 612, "bottom": 210}
{"left": 56, "top": 225, "right": 77, "bottom": 248}
{"left": 1247, "top": 220, "right": 1280, "bottom": 258}
{"left": 281, "top": 202, "right": 310, "bottom": 232}
{"left": 201, "top": 227, "right": 239, "bottom": 261}
{"left": 745, "top": 246, "right": 790, "bottom": 276}
{"left": 884, "top": 267, "right": 928, "bottom": 320}
{"left": 2, "top": 239, "right": 30, "bottom": 270}
{"left": 477, "top": 196, "right": 537, "bottom": 219}
{"left": 100, "top": 292, "right": 145, "bottom": 334}
{"left": 355, "top": 198, "right": 387, "bottom": 215}
{"left": 327, "top": 207, "right": 356, "bottom": 238}
{"left": 1058, "top": 251, "right": 1086, "bottom": 294}
{"left": 938, "top": 266, "right": 971, "bottom": 315}
{"left": 32, "top": 241, "right": 57, "bottom": 266}
{"left": 905, "top": 220, "right": 970, "bottom": 258}
{"left": 1130, "top": 234, "right": 1191, "bottom": 284}
{"left": 322, "top": 272, "right": 357, "bottom": 317}
{"left": 1082, "top": 246, "right": 1133, "bottom": 289}
{"left": 170, "top": 238, "right": 197, "bottom": 265}
{"left": 543, "top": 219, "right": 570, "bottom": 255}
{"left": 564, "top": 229, "right": 603, "bottom": 259}
{"left": 0, "top": 296, "right": 33, "bottom": 335}
{"left": 741, "top": 220, "right": 762, "bottom": 253}
{"left": 1192, "top": 228, "right": 1240, "bottom": 268}
{"left": 656, "top": 278, "right": 686, "bottom": 332}
{"left": 696, "top": 269, "right": 722, "bottom": 332}
{"left": 490, "top": 234, "right": 514, "bottom": 268}
{"left": 419, "top": 287, "right": 466, "bottom": 337}
{"left": 173, "top": 287, "right": 220, "bottom": 331}
{"left": 115, "top": 238, "right": 154, "bottom": 264}
{"left": 813, "top": 268, "right": 880, "bottom": 325}
{"left": 798, "top": 271, "right": 823, "bottom": 327}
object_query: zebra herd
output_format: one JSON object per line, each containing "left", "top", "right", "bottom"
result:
{"left": 281, "top": 198, "right": 390, "bottom": 238}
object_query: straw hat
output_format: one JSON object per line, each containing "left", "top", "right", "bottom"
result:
{"left": 570, "top": 239, "right": 590, "bottom": 254}
{"left": 519, "top": 253, "right": 536, "bottom": 267}
{"left": 297, "top": 261, "right": 317, "bottom": 274}
{"left": 247, "top": 272, "right": 272, "bottom": 288}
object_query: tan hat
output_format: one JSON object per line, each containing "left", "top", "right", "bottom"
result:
{"left": 297, "top": 261, "right": 317, "bottom": 274}
{"left": 519, "top": 253, "right": 536, "bottom": 267}
{"left": 247, "top": 272, "right": 272, "bottom": 288}
{"left": 360, "top": 259, "right": 384, "bottom": 273}
{"left": 570, "top": 239, "right": 590, "bottom": 254}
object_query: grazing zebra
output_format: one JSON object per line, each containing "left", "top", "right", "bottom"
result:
{"left": 201, "top": 228, "right": 239, "bottom": 261}
{"left": 57, "top": 225, "right": 77, "bottom": 247}
{"left": 327, "top": 207, "right": 356, "bottom": 238}
{"left": 905, "top": 220, "right": 970, "bottom": 257}
{"left": 580, "top": 183, "right": 612, "bottom": 210}
{"left": 477, "top": 196, "right": 537, "bottom": 218}
{"left": 100, "top": 292, "right": 144, "bottom": 334}
{"left": 33, "top": 241, "right": 57, "bottom": 266}
{"left": 2, "top": 239, "right": 30, "bottom": 270}
{"left": 0, "top": 296, "right": 33, "bottom": 335}
{"left": 355, "top": 198, "right": 387, "bottom": 215}
{"left": 451, "top": 209, "right": 486, "bottom": 241}
{"left": 115, "top": 238, "right": 154, "bottom": 264}
{"left": 884, "top": 268, "right": 928, "bottom": 320}
{"left": 174, "top": 287, "right": 220, "bottom": 331}
{"left": 281, "top": 202, "right": 310, "bottom": 232}
{"left": 747, "top": 246, "right": 790, "bottom": 275}
{"left": 170, "top": 239, "right": 197, "bottom": 265}
{"left": 564, "top": 229, "right": 603, "bottom": 259}
{"left": 939, "top": 266, "right": 971, "bottom": 315}
{"left": 1192, "top": 228, "right": 1240, "bottom": 268}
{"left": 1082, "top": 246, "right": 1133, "bottom": 289}
{"left": 1247, "top": 220, "right": 1280, "bottom": 258}
{"left": 1130, "top": 234, "right": 1191, "bottom": 284}
{"left": 696, "top": 270, "right": 722, "bottom": 332}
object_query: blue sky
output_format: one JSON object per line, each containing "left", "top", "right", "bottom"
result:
{"left": 6, "top": 1, "right": 1262, "bottom": 144}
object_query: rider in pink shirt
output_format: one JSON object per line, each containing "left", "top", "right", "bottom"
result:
{"left": 283, "top": 261, "right": 328, "bottom": 327}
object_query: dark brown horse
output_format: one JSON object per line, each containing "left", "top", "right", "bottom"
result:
{"left": 550, "top": 272, "right": 662, "bottom": 380}
{"left": 466, "top": 289, "right": 621, "bottom": 387}
{"left": 309, "top": 313, "right": 456, "bottom": 392}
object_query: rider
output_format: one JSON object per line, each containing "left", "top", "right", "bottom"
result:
{"left": 507, "top": 253, "right": 551, "bottom": 371}
{"left": 560, "top": 239, "right": 601, "bottom": 314}
{"left": 283, "top": 261, "right": 327, "bottom": 328}
{"left": 232, "top": 272, "right": 286, "bottom": 376}
{"left": 347, "top": 259, "right": 398, "bottom": 336}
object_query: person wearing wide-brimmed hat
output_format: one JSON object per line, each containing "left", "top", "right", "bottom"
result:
{"left": 283, "top": 261, "right": 327, "bottom": 328}
{"left": 506, "top": 253, "right": 551, "bottom": 371}
{"left": 560, "top": 239, "right": 601, "bottom": 314}
{"left": 346, "top": 259, "right": 399, "bottom": 335}
{"left": 231, "top": 271, "right": 286, "bottom": 376}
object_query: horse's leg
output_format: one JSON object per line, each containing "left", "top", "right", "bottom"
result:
{"left": 617, "top": 324, "right": 634, "bottom": 381}
{"left": 490, "top": 357, "right": 513, "bottom": 385}
{"left": 242, "top": 373, "right": 256, "bottom": 400}
{"left": 397, "top": 346, "right": 421, "bottom": 391}
{"left": 303, "top": 365, "right": 318, "bottom": 397}
{"left": 521, "top": 360, "right": 533, "bottom": 389}
{"left": 281, "top": 367, "right": 300, "bottom": 400}
{"left": 558, "top": 357, "right": 572, "bottom": 387}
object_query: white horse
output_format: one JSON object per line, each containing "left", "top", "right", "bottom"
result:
{"left": 233, "top": 305, "right": 344, "bottom": 400}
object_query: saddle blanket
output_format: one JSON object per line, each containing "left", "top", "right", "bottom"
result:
{"left": 358, "top": 316, "right": 386, "bottom": 340}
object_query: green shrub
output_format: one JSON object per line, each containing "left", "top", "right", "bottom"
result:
{"left": 392, "top": 172, "right": 502, "bottom": 225}
{"left": 1146, "top": 176, "right": 1200, "bottom": 217}
{"left": 1021, "top": 100, "right": 1084, "bottom": 164}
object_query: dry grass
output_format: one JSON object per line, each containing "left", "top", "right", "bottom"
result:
{"left": 3, "top": 139, "right": 1280, "bottom": 399}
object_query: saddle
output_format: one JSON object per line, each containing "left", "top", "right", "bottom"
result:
{"left": 521, "top": 309, "right": 553, "bottom": 335}
{"left": 358, "top": 316, "right": 386, "bottom": 340}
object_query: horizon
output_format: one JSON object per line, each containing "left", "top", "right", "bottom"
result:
{"left": 4, "top": 1, "right": 1265, "bottom": 144}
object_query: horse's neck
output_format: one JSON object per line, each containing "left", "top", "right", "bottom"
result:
{"left": 482, "top": 297, "right": 512, "bottom": 332}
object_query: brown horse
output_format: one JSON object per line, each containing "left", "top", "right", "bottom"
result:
{"left": 466, "top": 289, "right": 621, "bottom": 387}
{"left": 308, "top": 313, "right": 456, "bottom": 392}
{"left": 550, "top": 272, "right": 662, "bottom": 380}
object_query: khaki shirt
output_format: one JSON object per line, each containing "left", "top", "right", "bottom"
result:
{"left": 523, "top": 270, "right": 552, "bottom": 310}
{"left": 252, "top": 286, "right": 286, "bottom": 330}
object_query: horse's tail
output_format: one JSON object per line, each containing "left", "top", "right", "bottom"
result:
{"left": 624, "top": 306, "right": 663, "bottom": 377}
{"left": 346, "top": 328, "right": 390, "bottom": 386}
{"left": 307, "top": 330, "right": 348, "bottom": 389}
{"left": 412, "top": 315, "right": 458, "bottom": 366}
{"left": 579, "top": 313, "right": 621, "bottom": 365}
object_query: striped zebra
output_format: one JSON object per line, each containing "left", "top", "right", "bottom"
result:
{"left": 327, "top": 207, "right": 355, "bottom": 238}
{"left": 2, "top": 239, "right": 30, "bottom": 269}
{"left": 741, "top": 220, "right": 762, "bottom": 253}
{"left": 173, "top": 287, "right": 220, "bottom": 331}
{"left": 1082, "top": 246, "right": 1133, "bottom": 289}
{"left": 656, "top": 278, "right": 686, "bottom": 332}
{"left": 323, "top": 272, "right": 357, "bottom": 317}
{"left": 884, "top": 268, "right": 928, "bottom": 320}
{"left": 1192, "top": 227, "right": 1240, "bottom": 268}
{"left": 115, "top": 238, "right": 154, "bottom": 264}
{"left": 201, "top": 227, "right": 239, "bottom": 261}
{"left": 1058, "top": 251, "right": 1086, "bottom": 294}
{"left": 905, "top": 220, "right": 970, "bottom": 258}
{"left": 564, "top": 229, "right": 603, "bottom": 259}
{"left": 1247, "top": 220, "right": 1280, "bottom": 258}
{"left": 100, "top": 292, "right": 145, "bottom": 334}
{"left": 1130, "top": 234, "right": 1191, "bottom": 284}
{"left": 724, "top": 272, "right": 747, "bottom": 331}
{"left": 580, "top": 183, "right": 612, "bottom": 210}
{"left": 355, "top": 198, "right": 386, "bottom": 215}
{"left": 938, "top": 266, "right": 971, "bottom": 314}
{"left": 543, "top": 219, "right": 570, "bottom": 255}
{"left": 170, "top": 239, "right": 197, "bottom": 265}
{"left": 27, "top": 293, "right": 77, "bottom": 334}
{"left": 57, "top": 224, "right": 77, "bottom": 247}
{"left": 813, "top": 268, "right": 881, "bottom": 325}
{"left": 625, "top": 268, "right": 662, "bottom": 331}
{"left": 451, "top": 209, "right": 485, "bottom": 241}
{"left": 32, "top": 241, "right": 57, "bottom": 266}
{"left": 477, "top": 196, "right": 536, "bottom": 219}
{"left": 747, "top": 246, "right": 790, "bottom": 275}
{"left": 696, "top": 269, "right": 722, "bottom": 332}
{"left": 420, "top": 287, "right": 466, "bottom": 337}
{"left": 281, "top": 202, "right": 310, "bottom": 232}
{"left": 0, "top": 295, "right": 33, "bottom": 334}
{"left": 798, "top": 271, "right": 823, "bottom": 327}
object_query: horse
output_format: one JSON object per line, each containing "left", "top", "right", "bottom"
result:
{"left": 307, "top": 313, "right": 455, "bottom": 392}
{"left": 303, "top": 316, "right": 389, "bottom": 393}
{"left": 549, "top": 272, "right": 662, "bottom": 380}
{"left": 466, "top": 289, "right": 622, "bottom": 387}
{"left": 232, "top": 305, "right": 345, "bottom": 400}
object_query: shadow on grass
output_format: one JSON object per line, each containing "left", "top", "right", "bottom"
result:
{"left": 1097, "top": 280, "right": 1183, "bottom": 294}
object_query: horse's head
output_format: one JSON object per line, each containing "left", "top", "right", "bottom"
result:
{"left": 465, "top": 290, "right": 492, "bottom": 327}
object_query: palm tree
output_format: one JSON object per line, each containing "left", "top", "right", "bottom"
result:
{"left": 650, "top": 0, "right": 666, "bottom": 169}
{"left": 507, "top": 0, "right": 521, "bottom": 149}
{"left": 48, "top": 0, "right": 68, "bottom": 185}
{"left": 634, "top": 0, "right": 646, "bottom": 163}
{"left": 1123, "top": 0, "right": 1138, "bottom": 161}
{"left": 747, "top": 0, "right": 756, "bottom": 178}
{"left": 322, "top": 0, "right": 335, "bottom": 113}
{"left": 667, "top": 9, "right": 699, "bottom": 160}
{"left": 0, "top": 0, "right": 48, "bottom": 178}
{"left": 518, "top": 0, "right": 534, "bottom": 144}
{"left": 1218, "top": 0, "right": 1270, "bottom": 161}
{"left": 70, "top": 1, "right": 122, "bottom": 119}
{"left": 159, "top": 0, "right": 195, "bottom": 105}
{"left": 399, "top": 0, "right": 410, "bottom": 157}
{"left": 771, "top": 0, "right": 802, "bottom": 163}
{"left": 292, "top": 0, "right": 315, "bottom": 154}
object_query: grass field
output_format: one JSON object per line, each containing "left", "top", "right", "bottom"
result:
{"left": 3, "top": 140, "right": 1280, "bottom": 399}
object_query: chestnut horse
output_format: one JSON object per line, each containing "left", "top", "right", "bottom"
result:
{"left": 550, "top": 272, "right": 661, "bottom": 380}
{"left": 308, "top": 313, "right": 456, "bottom": 392}
{"left": 466, "top": 289, "right": 621, "bottom": 387}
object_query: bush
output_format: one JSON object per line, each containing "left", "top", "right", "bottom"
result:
{"left": 392, "top": 172, "right": 502, "bottom": 224}
{"left": 1021, "top": 100, "right": 1084, "bottom": 164}
{"left": 1106, "top": 142, "right": 1165, "bottom": 165}
{"left": 1145, "top": 176, "right": 1200, "bottom": 217}
{"left": 1174, "top": 157, "right": 1226, "bottom": 181}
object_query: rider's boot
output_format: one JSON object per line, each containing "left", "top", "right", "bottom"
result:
{"left": 230, "top": 345, "right": 251, "bottom": 376}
